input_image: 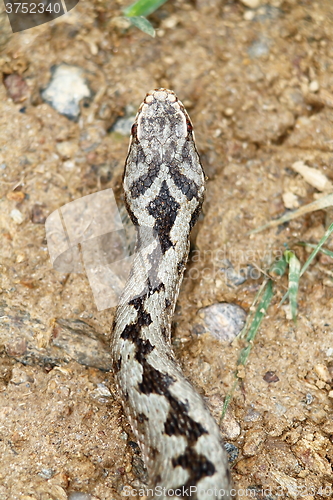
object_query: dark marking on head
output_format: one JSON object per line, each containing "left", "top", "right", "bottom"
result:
{"left": 169, "top": 165, "right": 199, "bottom": 201}
{"left": 147, "top": 180, "right": 180, "bottom": 254}
{"left": 129, "top": 164, "right": 160, "bottom": 199}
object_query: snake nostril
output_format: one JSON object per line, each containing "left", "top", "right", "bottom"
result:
{"left": 131, "top": 123, "right": 138, "bottom": 137}
{"left": 186, "top": 119, "right": 193, "bottom": 133}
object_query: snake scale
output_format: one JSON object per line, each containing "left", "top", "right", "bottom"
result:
{"left": 111, "top": 89, "right": 233, "bottom": 499}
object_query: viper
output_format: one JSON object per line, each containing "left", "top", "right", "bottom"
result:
{"left": 111, "top": 89, "right": 233, "bottom": 499}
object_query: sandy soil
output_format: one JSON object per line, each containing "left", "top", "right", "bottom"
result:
{"left": 0, "top": 0, "right": 333, "bottom": 499}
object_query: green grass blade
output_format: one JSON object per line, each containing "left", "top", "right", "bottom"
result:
{"left": 284, "top": 250, "right": 301, "bottom": 322}
{"left": 221, "top": 279, "right": 274, "bottom": 420}
{"left": 280, "top": 222, "right": 333, "bottom": 309}
{"left": 221, "top": 378, "right": 238, "bottom": 420}
{"left": 234, "top": 279, "right": 268, "bottom": 342}
{"left": 240, "top": 279, "right": 274, "bottom": 349}
{"left": 299, "top": 221, "right": 333, "bottom": 277}
{"left": 124, "top": 0, "right": 168, "bottom": 17}
{"left": 127, "top": 16, "right": 156, "bottom": 36}
{"left": 297, "top": 242, "right": 333, "bottom": 259}
{"left": 269, "top": 256, "right": 288, "bottom": 278}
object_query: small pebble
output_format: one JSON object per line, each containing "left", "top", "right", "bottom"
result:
{"left": 7, "top": 191, "right": 25, "bottom": 202}
{"left": 309, "top": 80, "right": 319, "bottom": 93}
{"left": 282, "top": 191, "right": 299, "bottom": 209}
{"left": 291, "top": 161, "right": 333, "bottom": 191}
{"left": 41, "top": 64, "right": 91, "bottom": 120}
{"left": 255, "top": 4, "right": 281, "bottom": 21}
{"left": 240, "top": 0, "right": 261, "bottom": 8}
{"left": 310, "top": 408, "right": 327, "bottom": 424}
{"left": 121, "top": 432, "right": 128, "bottom": 441}
{"left": 244, "top": 408, "right": 261, "bottom": 422}
{"left": 10, "top": 208, "right": 24, "bottom": 224}
{"left": 16, "top": 253, "right": 25, "bottom": 263}
{"left": 128, "top": 440, "right": 140, "bottom": 453}
{"left": 31, "top": 204, "right": 47, "bottom": 224}
{"left": 224, "top": 108, "right": 234, "bottom": 117}
{"left": 220, "top": 413, "right": 241, "bottom": 440}
{"left": 243, "top": 428, "right": 266, "bottom": 456}
{"left": 326, "top": 347, "right": 333, "bottom": 357}
{"left": 274, "top": 402, "right": 287, "bottom": 416}
{"left": 68, "top": 494, "right": 92, "bottom": 500}
{"left": 305, "top": 393, "right": 313, "bottom": 405}
{"left": 38, "top": 468, "right": 54, "bottom": 479}
{"left": 63, "top": 160, "right": 76, "bottom": 171}
{"left": 4, "top": 73, "right": 29, "bottom": 103}
{"left": 263, "top": 371, "right": 280, "bottom": 383}
{"left": 91, "top": 383, "right": 112, "bottom": 402}
{"left": 248, "top": 37, "right": 270, "bottom": 58}
{"left": 198, "top": 303, "right": 247, "bottom": 342}
{"left": 96, "top": 383, "right": 112, "bottom": 397}
{"left": 244, "top": 10, "right": 255, "bottom": 20}
{"left": 110, "top": 115, "right": 136, "bottom": 136}
{"left": 132, "top": 455, "right": 148, "bottom": 483}
{"left": 224, "top": 442, "right": 239, "bottom": 463}
{"left": 315, "top": 379, "right": 326, "bottom": 390}
{"left": 56, "top": 141, "right": 78, "bottom": 159}
{"left": 314, "top": 363, "right": 331, "bottom": 382}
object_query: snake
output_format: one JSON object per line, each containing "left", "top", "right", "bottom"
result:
{"left": 111, "top": 89, "right": 233, "bottom": 499}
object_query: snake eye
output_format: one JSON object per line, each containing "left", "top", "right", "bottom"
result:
{"left": 186, "top": 119, "right": 193, "bottom": 134}
{"left": 131, "top": 123, "right": 138, "bottom": 137}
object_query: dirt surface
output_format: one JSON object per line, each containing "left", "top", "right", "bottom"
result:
{"left": 1, "top": 0, "right": 333, "bottom": 499}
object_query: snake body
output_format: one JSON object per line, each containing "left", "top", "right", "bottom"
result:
{"left": 111, "top": 89, "right": 233, "bottom": 498}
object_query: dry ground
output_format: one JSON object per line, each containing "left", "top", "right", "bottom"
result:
{"left": 0, "top": 0, "right": 333, "bottom": 499}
